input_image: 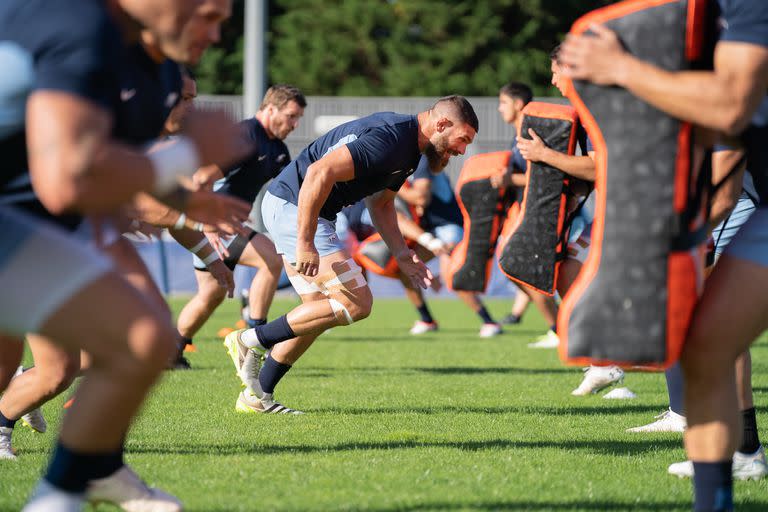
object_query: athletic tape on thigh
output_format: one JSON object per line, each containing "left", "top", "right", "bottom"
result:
{"left": 288, "top": 273, "right": 324, "bottom": 295}
{"left": 329, "top": 298, "right": 353, "bottom": 325}
{"left": 317, "top": 258, "right": 367, "bottom": 294}
{"left": 446, "top": 151, "right": 516, "bottom": 292}
{"left": 497, "top": 103, "right": 580, "bottom": 296}
{"left": 557, "top": 0, "right": 715, "bottom": 369}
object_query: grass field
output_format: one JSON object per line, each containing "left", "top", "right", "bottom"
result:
{"left": 2, "top": 296, "right": 768, "bottom": 511}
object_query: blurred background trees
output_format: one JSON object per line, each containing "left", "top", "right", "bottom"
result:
{"left": 195, "top": 0, "right": 613, "bottom": 97}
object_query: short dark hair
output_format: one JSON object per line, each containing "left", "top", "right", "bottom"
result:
{"left": 550, "top": 43, "right": 562, "bottom": 64}
{"left": 260, "top": 84, "right": 307, "bottom": 111}
{"left": 432, "top": 95, "right": 479, "bottom": 134}
{"left": 499, "top": 82, "right": 533, "bottom": 105}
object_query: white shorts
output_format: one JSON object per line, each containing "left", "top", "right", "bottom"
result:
{"left": 0, "top": 207, "right": 112, "bottom": 335}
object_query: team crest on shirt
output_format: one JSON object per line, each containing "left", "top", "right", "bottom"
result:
{"left": 277, "top": 154, "right": 288, "bottom": 163}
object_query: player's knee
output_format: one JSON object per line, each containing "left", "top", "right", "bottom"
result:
{"left": 118, "top": 314, "right": 176, "bottom": 377}
{"left": 38, "top": 357, "right": 80, "bottom": 397}
{"left": 331, "top": 291, "right": 372, "bottom": 324}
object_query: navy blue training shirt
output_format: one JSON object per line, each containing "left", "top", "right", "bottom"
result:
{"left": 717, "top": 0, "right": 768, "bottom": 205}
{"left": 216, "top": 118, "right": 290, "bottom": 205}
{"left": 411, "top": 155, "right": 463, "bottom": 229}
{"left": 0, "top": 1, "right": 182, "bottom": 227}
{"left": 268, "top": 112, "right": 421, "bottom": 221}
{"left": 0, "top": 0, "right": 123, "bottom": 199}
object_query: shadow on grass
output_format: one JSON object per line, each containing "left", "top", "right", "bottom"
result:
{"left": 196, "top": 499, "right": 768, "bottom": 512}
{"left": 297, "top": 366, "right": 578, "bottom": 377}
{"left": 126, "top": 437, "right": 681, "bottom": 457}
{"left": 315, "top": 404, "right": 669, "bottom": 416}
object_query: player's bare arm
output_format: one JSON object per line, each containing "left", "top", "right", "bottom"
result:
{"left": 562, "top": 24, "right": 768, "bottom": 135}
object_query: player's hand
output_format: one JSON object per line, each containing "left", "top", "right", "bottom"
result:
{"left": 490, "top": 170, "right": 512, "bottom": 189}
{"left": 193, "top": 165, "right": 221, "bottom": 190}
{"left": 207, "top": 258, "right": 235, "bottom": 298}
{"left": 295, "top": 241, "right": 320, "bottom": 277}
{"left": 183, "top": 108, "right": 255, "bottom": 170}
{"left": 205, "top": 231, "right": 230, "bottom": 259}
{"left": 517, "top": 129, "right": 549, "bottom": 163}
{"left": 183, "top": 188, "right": 251, "bottom": 236}
{"left": 395, "top": 249, "right": 433, "bottom": 289}
{"left": 561, "top": 24, "right": 629, "bottom": 86}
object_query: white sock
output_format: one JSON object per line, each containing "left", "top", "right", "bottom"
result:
{"left": 240, "top": 329, "right": 265, "bottom": 350}
{"left": 22, "top": 480, "right": 84, "bottom": 512}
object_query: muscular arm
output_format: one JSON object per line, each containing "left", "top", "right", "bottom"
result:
{"left": 365, "top": 190, "right": 410, "bottom": 258}
{"left": 517, "top": 129, "right": 596, "bottom": 181}
{"left": 296, "top": 145, "right": 355, "bottom": 248}
{"left": 26, "top": 91, "right": 156, "bottom": 215}
{"left": 709, "top": 149, "right": 748, "bottom": 229}
{"left": 562, "top": 25, "right": 768, "bottom": 135}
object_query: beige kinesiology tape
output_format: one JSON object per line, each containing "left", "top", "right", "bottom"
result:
{"left": 316, "top": 258, "right": 367, "bottom": 295}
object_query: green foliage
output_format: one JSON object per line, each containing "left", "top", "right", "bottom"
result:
{"left": 197, "top": 0, "right": 612, "bottom": 96}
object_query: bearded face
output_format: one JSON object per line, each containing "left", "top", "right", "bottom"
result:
{"left": 423, "top": 133, "right": 452, "bottom": 172}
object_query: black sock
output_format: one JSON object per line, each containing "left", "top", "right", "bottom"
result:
{"left": 416, "top": 304, "right": 434, "bottom": 324}
{"left": 550, "top": 323, "right": 557, "bottom": 334}
{"left": 739, "top": 407, "right": 761, "bottom": 454}
{"left": 503, "top": 313, "right": 520, "bottom": 324}
{"left": 44, "top": 442, "right": 124, "bottom": 493}
{"left": 0, "top": 411, "right": 17, "bottom": 429}
{"left": 693, "top": 461, "right": 733, "bottom": 511}
{"left": 254, "top": 315, "right": 296, "bottom": 350}
{"left": 247, "top": 317, "right": 267, "bottom": 329}
{"left": 180, "top": 336, "right": 193, "bottom": 347}
{"left": 477, "top": 306, "right": 494, "bottom": 324}
{"left": 259, "top": 355, "right": 292, "bottom": 394}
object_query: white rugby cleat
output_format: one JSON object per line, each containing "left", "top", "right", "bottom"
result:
{"left": 235, "top": 390, "right": 303, "bottom": 415}
{"left": 571, "top": 365, "right": 624, "bottom": 396}
{"left": 87, "top": 465, "right": 183, "bottom": 511}
{"left": 527, "top": 330, "right": 559, "bottom": 348}
{"left": 0, "top": 427, "right": 16, "bottom": 460}
{"left": 627, "top": 408, "right": 686, "bottom": 433}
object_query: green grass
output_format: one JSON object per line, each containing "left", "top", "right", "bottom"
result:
{"left": 2, "top": 297, "right": 768, "bottom": 511}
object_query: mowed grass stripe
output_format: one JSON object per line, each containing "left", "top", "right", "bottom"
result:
{"left": 2, "top": 297, "right": 767, "bottom": 511}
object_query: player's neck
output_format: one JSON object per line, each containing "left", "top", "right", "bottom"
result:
{"left": 106, "top": 0, "right": 142, "bottom": 45}
{"left": 255, "top": 111, "right": 276, "bottom": 139}
{"left": 416, "top": 111, "right": 431, "bottom": 151}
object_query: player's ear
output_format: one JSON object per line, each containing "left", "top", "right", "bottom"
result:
{"left": 435, "top": 117, "right": 453, "bottom": 133}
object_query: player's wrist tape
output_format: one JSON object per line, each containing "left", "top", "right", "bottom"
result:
{"left": 190, "top": 238, "right": 209, "bottom": 255}
{"left": 202, "top": 252, "right": 219, "bottom": 265}
{"left": 174, "top": 213, "right": 187, "bottom": 230}
{"left": 417, "top": 232, "right": 436, "bottom": 247}
{"left": 192, "top": 222, "right": 205, "bottom": 231}
{"left": 149, "top": 136, "right": 201, "bottom": 195}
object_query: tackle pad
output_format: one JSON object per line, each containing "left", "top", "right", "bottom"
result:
{"left": 558, "top": 0, "right": 715, "bottom": 369}
{"left": 497, "top": 102, "right": 580, "bottom": 295}
{"left": 446, "top": 151, "right": 516, "bottom": 292}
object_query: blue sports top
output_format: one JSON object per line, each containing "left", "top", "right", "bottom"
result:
{"left": 411, "top": 155, "right": 463, "bottom": 229}
{"left": 0, "top": 0, "right": 181, "bottom": 227}
{"left": 268, "top": 112, "right": 421, "bottom": 221}
{"left": 216, "top": 118, "right": 290, "bottom": 205}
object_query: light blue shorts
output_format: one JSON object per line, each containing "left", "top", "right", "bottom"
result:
{"left": 261, "top": 191, "right": 345, "bottom": 264}
{"left": 433, "top": 223, "right": 463, "bottom": 246}
{"left": 712, "top": 192, "right": 757, "bottom": 256}
{"left": 723, "top": 206, "right": 768, "bottom": 266}
{"left": 0, "top": 207, "right": 112, "bottom": 335}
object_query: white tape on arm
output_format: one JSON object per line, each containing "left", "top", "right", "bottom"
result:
{"left": 173, "top": 213, "right": 187, "bottom": 230}
{"left": 148, "top": 136, "right": 201, "bottom": 195}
